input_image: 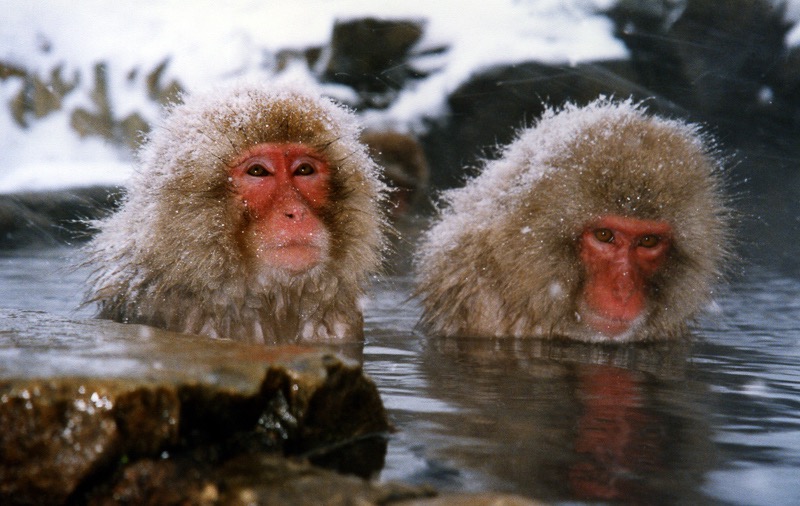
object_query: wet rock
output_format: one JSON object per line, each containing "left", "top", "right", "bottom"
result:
{"left": 0, "top": 186, "right": 123, "bottom": 249}
{"left": 0, "top": 309, "right": 389, "bottom": 504}
{"left": 84, "top": 453, "right": 434, "bottom": 506}
{"left": 82, "top": 451, "right": 540, "bottom": 505}
{"left": 404, "top": 494, "right": 545, "bottom": 506}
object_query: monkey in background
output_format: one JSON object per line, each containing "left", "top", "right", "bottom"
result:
{"left": 360, "top": 130, "right": 430, "bottom": 219}
{"left": 84, "top": 82, "right": 387, "bottom": 344}
{"left": 415, "top": 98, "right": 731, "bottom": 342}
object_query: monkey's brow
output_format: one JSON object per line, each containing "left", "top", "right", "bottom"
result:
{"left": 202, "top": 146, "right": 229, "bottom": 166}
{"left": 189, "top": 127, "right": 236, "bottom": 165}
{"left": 217, "top": 109, "right": 245, "bottom": 152}
{"left": 315, "top": 136, "right": 342, "bottom": 153}
{"left": 328, "top": 148, "right": 360, "bottom": 166}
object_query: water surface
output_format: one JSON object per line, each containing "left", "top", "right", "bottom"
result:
{"left": 2, "top": 247, "right": 799, "bottom": 505}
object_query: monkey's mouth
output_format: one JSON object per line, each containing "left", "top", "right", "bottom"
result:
{"left": 260, "top": 242, "right": 324, "bottom": 273}
{"left": 577, "top": 301, "right": 644, "bottom": 339}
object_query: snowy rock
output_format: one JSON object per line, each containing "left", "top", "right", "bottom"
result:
{"left": 321, "top": 18, "right": 432, "bottom": 109}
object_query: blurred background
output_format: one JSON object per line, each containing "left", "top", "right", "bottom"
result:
{"left": 2, "top": 0, "right": 800, "bottom": 272}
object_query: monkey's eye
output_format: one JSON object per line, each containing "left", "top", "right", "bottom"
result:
{"left": 294, "top": 163, "right": 315, "bottom": 176}
{"left": 246, "top": 164, "right": 269, "bottom": 177}
{"left": 639, "top": 235, "right": 660, "bottom": 248}
{"left": 593, "top": 228, "right": 614, "bottom": 243}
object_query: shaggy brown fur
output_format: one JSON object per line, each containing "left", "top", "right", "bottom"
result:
{"left": 85, "top": 82, "right": 387, "bottom": 344}
{"left": 415, "top": 98, "right": 731, "bottom": 342}
{"left": 361, "top": 130, "right": 430, "bottom": 213}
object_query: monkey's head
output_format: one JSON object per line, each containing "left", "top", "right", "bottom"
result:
{"left": 140, "top": 83, "right": 383, "bottom": 285}
{"left": 417, "top": 98, "right": 731, "bottom": 342}
{"left": 506, "top": 100, "right": 730, "bottom": 341}
{"left": 87, "top": 82, "right": 387, "bottom": 338}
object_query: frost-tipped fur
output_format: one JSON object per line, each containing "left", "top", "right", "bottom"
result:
{"left": 85, "top": 81, "right": 387, "bottom": 343}
{"left": 415, "top": 98, "right": 731, "bottom": 342}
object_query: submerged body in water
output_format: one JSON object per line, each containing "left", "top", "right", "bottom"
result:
{"left": 83, "top": 82, "right": 387, "bottom": 344}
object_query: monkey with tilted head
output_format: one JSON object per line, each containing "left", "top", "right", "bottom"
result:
{"left": 415, "top": 98, "right": 731, "bottom": 343}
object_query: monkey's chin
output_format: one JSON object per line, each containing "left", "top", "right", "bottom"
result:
{"left": 259, "top": 244, "right": 323, "bottom": 274}
{"left": 577, "top": 302, "right": 645, "bottom": 342}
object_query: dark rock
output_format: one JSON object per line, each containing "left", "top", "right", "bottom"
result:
{"left": 321, "top": 18, "right": 429, "bottom": 109}
{"left": 606, "top": 0, "right": 793, "bottom": 127}
{"left": 275, "top": 46, "right": 324, "bottom": 72}
{"left": 420, "top": 60, "right": 687, "bottom": 189}
{"left": 0, "top": 186, "right": 123, "bottom": 249}
{"left": 70, "top": 63, "right": 115, "bottom": 140}
{"left": 83, "top": 453, "right": 434, "bottom": 506}
{"left": 145, "top": 58, "right": 184, "bottom": 106}
{"left": 0, "top": 309, "right": 389, "bottom": 504}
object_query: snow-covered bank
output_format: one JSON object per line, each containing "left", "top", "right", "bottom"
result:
{"left": 0, "top": 0, "right": 625, "bottom": 193}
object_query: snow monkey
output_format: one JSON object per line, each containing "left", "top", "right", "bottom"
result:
{"left": 415, "top": 99, "right": 731, "bottom": 342}
{"left": 85, "top": 82, "right": 387, "bottom": 344}
{"left": 360, "top": 130, "right": 430, "bottom": 219}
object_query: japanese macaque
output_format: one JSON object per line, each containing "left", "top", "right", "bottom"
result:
{"left": 84, "top": 82, "right": 387, "bottom": 344}
{"left": 360, "top": 130, "right": 430, "bottom": 218}
{"left": 415, "top": 99, "right": 731, "bottom": 342}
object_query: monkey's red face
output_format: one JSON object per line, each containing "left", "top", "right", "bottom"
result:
{"left": 230, "top": 143, "right": 331, "bottom": 274}
{"left": 578, "top": 215, "right": 672, "bottom": 338}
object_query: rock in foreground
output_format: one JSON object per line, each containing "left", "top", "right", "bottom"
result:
{"left": 0, "top": 309, "right": 390, "bottom": 504}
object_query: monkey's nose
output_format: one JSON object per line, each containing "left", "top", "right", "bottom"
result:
{"left": 282, "top": 206, "right": 307, "bottom": 220}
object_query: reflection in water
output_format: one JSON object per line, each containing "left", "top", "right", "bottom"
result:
{"left": 571, "top": 365, "right": 672, "bottom": 501}
{"left": 1, "top": 248, "right": 800, "bottom": 504}
{"left": 363, "top": 266, "right": 800, "bottom": 505}
{"left": 410, "top": 338, "right": 712, "bottom": 504}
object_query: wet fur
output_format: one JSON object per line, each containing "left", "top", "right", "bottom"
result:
{"left": 85, "top": 82, "right": 387, "bottom": 343}
{"left": 415, "top": 99, "right": 731, "bottom": 342}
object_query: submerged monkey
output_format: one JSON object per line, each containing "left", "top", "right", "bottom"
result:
{"left": 85, "top": 82, "right": 387, "bottom": 344}
{"left": 415, "top": 99, "right": 731, "bottom": 342}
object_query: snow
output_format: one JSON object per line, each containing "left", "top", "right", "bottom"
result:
{"left": 0, "top": 0, "right": 630, "bottom": 193}
{"left": 0, "top": 0, "right": 796, "bottom": 193}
